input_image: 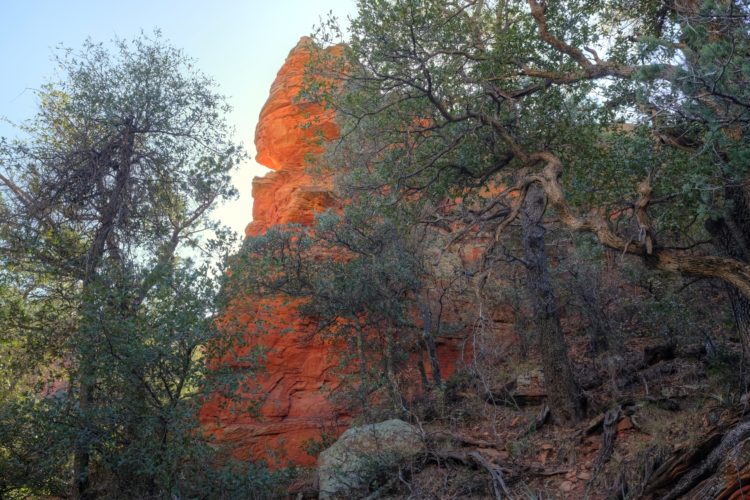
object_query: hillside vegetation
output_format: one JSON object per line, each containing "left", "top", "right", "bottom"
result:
{"left": 2, "top": 1, "right": 750, "bottom": 499}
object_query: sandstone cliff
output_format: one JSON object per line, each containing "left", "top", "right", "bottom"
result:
{"left": 199, "top": 37, "right": 499, "bottom": 469}
{"left": 246, "top": 37, "right": 340, "bottom": 237}
{"left": 200, "top": 34, "right": 487, "bottom": 468}
{"left": 199, "top": 37, "right": 346, "bottom": 467}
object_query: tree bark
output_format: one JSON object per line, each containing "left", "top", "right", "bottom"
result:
{"left": 521, "top": 183, "right": 582, "bottom": 423}
{"left": 572, "top": 265, "right": 610, "bottom": 353}
{"left": 526, "top": 153, "right": 750, "bottom": 301}
{"left": 707, "top": 183, "right": 750, "bottom": 363}
{"left": 73, "top": 126, "right": 134, "bottom": 499}
{"left": 383, "top": 328, "right": 403, "bottom": 413}
{"left": 73, "top": 378, "right": 93, "bottom": 499}
{"left": 420, "top": 301, "right": 443, "bottom": 389}
{"left": 354, "top": 324, "right": 370, "bottom": 413}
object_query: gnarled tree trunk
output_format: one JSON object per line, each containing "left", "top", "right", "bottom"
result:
{"left": 520, "top": 184, "right": 582, "bottom": 423}
{"left": 707, "top": 183, "right": 750, "bottom": 365}
{"left": 420, "top": 300, "right": 443, "bottom": 389}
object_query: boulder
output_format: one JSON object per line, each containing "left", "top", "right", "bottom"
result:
{"left": 487, "top": 368, "right": 547, "bottom": 407}
{"left": 317, "top": 419, "right": 425, "bottom": 498}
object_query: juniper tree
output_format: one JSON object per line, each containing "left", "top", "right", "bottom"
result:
{"left": 0, "top": 33, "right": 288, "bottom": 498}
{"left": 307, "top": 0, "right": 750, "bottom": 420}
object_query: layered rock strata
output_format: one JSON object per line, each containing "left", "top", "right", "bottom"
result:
{"left": 199, "top": 38, "right": 345, "bottom": 467}
{"left": 200, "top": 37, "right": 490, "bottom": 468}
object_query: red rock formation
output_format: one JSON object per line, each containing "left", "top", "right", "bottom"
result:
{"left": 200, "top": 37, "right": 346, "bottom": 468}
{"left": 246, "top": 36, "right": 340, "bottom": 237}
{"left": 200, "top": 37, "right": 479, "bottom": 468}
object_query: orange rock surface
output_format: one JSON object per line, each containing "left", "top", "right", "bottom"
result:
{"left": 246, "top": 36, "right": 340, "bottom": 238}
{"left": 199, "top": 37, "right": 345, "bottom": 468}
{"left": 200, "top": 37, "right": 475, "bottom": 468}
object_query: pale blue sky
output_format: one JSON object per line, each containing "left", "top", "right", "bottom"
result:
{"left": 0, "top": 0, "right": 356, "bottom": 238}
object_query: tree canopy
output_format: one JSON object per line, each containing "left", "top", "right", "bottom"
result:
{"left": 307, "top": 0, "right": 750, "bottom": 335}
{"left": 0, "top": 33, "right": 290, "bottom": 499}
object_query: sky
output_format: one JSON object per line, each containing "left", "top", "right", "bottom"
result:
{"left": 0, "top": 0, "right": 357, "bottom": 240}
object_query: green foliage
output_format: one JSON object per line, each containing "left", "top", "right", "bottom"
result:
{"left": 301, "top": 0, "right": 750, "bottom": 420}
{"left": 302, "top": 429, "right": 338, "bottom": 458}
{"left": 0, "top": 33, "right": 287, "bottom": 497}
{"left": 227, "top": 205, "right": 430, "bottom": 416}
{"left": 308, "top": 0, "right": 750, "bottom": 261}
{"left": 3, "top": 1, "right": 744, "bottom": 494}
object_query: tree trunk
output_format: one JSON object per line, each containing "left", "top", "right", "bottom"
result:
{"left": 532, "top": 154, "right": 750, "bottom": 300}
{"left": 572, "top": 265, "right": 610, "bottom": 353}
{"left": 73, "top": 374, "right": 94, "bottom": 500}
{"left": 521, "top": 184, "right": 582, "bottom": 423}
{"left": 707, "top": 183, "right": 750, "bottom": 365}
{"left": 383, "top": 328, "right": 403, "bottom": 414}
{"left": 417, "top": 356, "right": 430, "bottom": 392}
{"left": 355, "top": 324, "right": 370, "bottom": 413}
{"left": 73, "top": 126, "right": 135, "bottom": 499}
{"left": 583, "top": 287, "right": 610, "bottom": 353}
{"left": 419, "top": 301, "right": 443, "bottom": 389}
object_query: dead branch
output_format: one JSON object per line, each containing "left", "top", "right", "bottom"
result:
{"left": 634, "top": 176, "right": 655, "bottom": 255}
{"left": 468, "top": 450, "right": 512, "bottom": 499}
{"left": 594, "top": 406, "right": 622, "bottom": 474}
{"left": 644, "top": 419, "right": 750, "bottom": 500}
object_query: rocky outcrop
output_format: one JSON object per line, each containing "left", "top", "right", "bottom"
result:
{"left": 200, "top": 37, "right": 483, "bottom": 469}
{"left": 317, "top": 419, "right": 425, "bottom": 499}
{"left": 245, "top": 37, "right": 340, "bottom": 237}
{"left": 199, "top": 37, "right": 346, "bottom": 468}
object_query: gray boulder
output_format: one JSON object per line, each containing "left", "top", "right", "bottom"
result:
{"left": 317, "top": 419, "right": 424, "bottom": 499}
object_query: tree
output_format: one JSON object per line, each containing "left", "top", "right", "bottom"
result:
{"left": 0, "top": 33, "right": 287, "bottom": 498}
{"left": 227, "top": 201, "right": 445, "bottom": 417}
{"left": 310, "top": 0, "right": 589, "bottom": 421}
{"left": 307, "top": 0, "right": 750, "bottom": 418}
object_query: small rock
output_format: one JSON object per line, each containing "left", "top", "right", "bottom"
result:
{"left": 577, "top": 471, "right": 593, "bottom": 480}
{"left": 479, "top": 448, "right": 509, "bottom": 462}
{"left": 560, "top": 480, "right": 574, "bottom": 492}
{"left": 617, "top": 416, "right": 634, "bottom": 432}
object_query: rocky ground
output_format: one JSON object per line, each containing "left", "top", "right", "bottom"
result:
{"left": 287, "top": 334, "right": 750, "bottom": 499}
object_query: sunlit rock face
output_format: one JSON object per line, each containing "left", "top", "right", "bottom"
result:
{"left": 199, "top": 37, "right": 346, "bottom": 468}
{"left": 246, "top": 36, "right": 340, "bottom": 237}
{"left": 200, "top": 37, "right": 486, "bottom": 468}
